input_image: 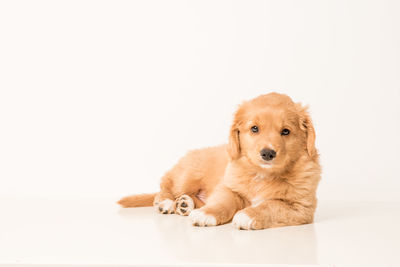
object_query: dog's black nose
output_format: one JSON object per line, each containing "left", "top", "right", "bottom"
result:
{"left": 260, "top": 149, "right": 276, "bottom": 161}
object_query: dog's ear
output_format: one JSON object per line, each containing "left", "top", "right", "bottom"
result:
{"left": 227, "top": 106, "right": 244, "bottom": 160}
{"left": 228, "top": 124, "right": 240, "bottom": 160}
{"left": 297, "top": 104, "right": 316, "bottom": 157}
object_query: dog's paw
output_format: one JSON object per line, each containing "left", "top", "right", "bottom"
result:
{"left": 189, "top": 209, "right": 217, "bottom": 227}
{"left": 175, "top": 194, "right": 194, "bottom": 216}
{"left": 154, "top": 199, "right": 175, "bottom": 214}
{"left": 232, "top": 211, "right": 255, "bottom": 230}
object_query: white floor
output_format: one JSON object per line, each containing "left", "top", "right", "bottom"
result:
{"left": 0, "top": 198, "right": 399, "bottom": 267}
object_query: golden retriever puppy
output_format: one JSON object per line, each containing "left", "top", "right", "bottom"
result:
{"left": 118, "top": 93, "right": 321, "bottom": 230}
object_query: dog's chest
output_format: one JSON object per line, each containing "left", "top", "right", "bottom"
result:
{"left": 244, "top": 173, "right": 289, "bottom": 203}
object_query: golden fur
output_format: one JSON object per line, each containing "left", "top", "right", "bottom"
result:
{"left": 119, "top": 93, "right": 321, "bottom": 230}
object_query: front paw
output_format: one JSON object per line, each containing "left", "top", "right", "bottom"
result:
{"left": 232, "top": 211, "right": 259, "bottom": 230}
{"left": 189, "top": 209, "right": 217, "bottom": 227}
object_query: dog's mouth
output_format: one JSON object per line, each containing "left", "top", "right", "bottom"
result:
{"left": 259, "top": 162, "right": 273, "bottom": 169}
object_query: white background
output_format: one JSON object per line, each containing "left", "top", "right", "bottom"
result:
{"left": 0, "top": 0, "right": 399, "bottom": 202}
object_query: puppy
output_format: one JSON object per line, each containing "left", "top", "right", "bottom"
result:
{"left": 118, "top": 93, "right": 321, "bottom": 230}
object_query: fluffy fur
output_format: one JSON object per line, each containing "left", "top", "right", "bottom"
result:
{"left": 118, "top": 93, "right": 321, "bottom": 230}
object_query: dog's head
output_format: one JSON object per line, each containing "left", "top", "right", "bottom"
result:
{"left": 228, "top": 93, "right": 316, "bottom": 171}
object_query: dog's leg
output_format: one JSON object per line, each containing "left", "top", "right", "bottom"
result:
{"left": 154, "top": 174, "right": 176, "bottom": 214}
{"left": 232, "top": 199, "right": 315, "bottom": 230}
{"left": 189, "top": 185, "right": 245, "bottom": 226}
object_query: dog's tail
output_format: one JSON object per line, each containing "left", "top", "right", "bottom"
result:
{"left": 117, "top": 193, "right": 157, "bottom": 208}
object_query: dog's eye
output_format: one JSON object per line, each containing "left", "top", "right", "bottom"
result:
{"left": 251, "top": 126, "right": 259, "bottom": 133}
{"left": 281, "top": 128, "right": 290, "bottom": 136}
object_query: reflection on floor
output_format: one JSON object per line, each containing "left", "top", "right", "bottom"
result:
{"left": 0, "top": 198, "right": 399, "bottom": 267}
